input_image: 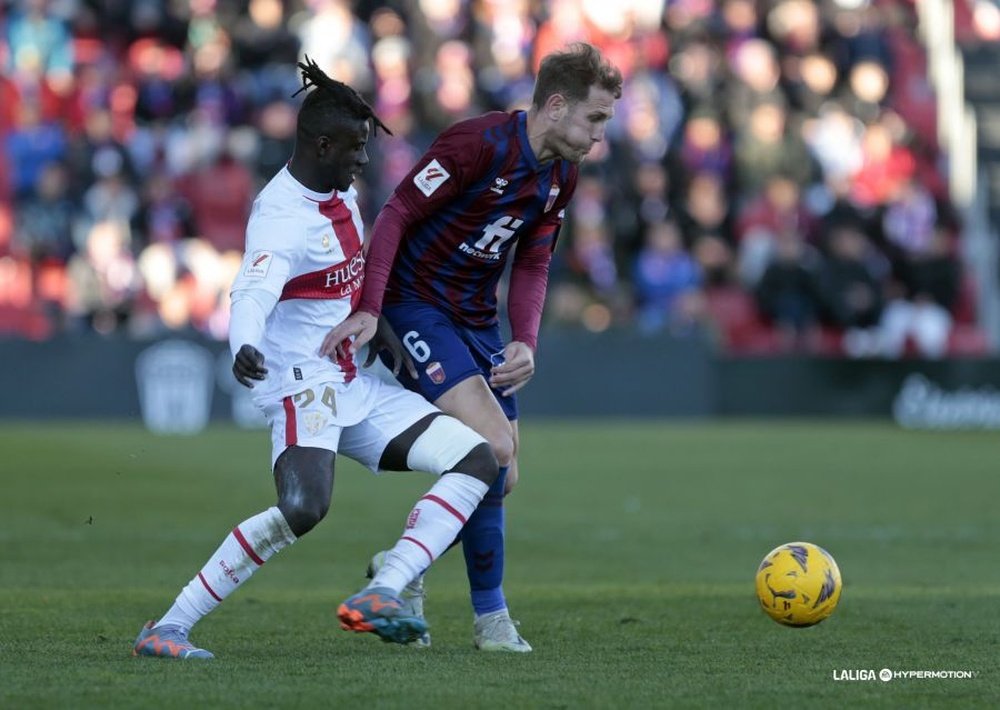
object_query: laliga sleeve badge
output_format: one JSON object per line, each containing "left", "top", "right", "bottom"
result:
{"left": 413, "top": 159, "right": 451, "bottom": 197}
{"left": 244, "top": 250, "right": 273, "bottom": 278}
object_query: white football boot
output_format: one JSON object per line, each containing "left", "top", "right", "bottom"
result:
{"left": 473, "top": 609, "right": 532, "bottom": 652}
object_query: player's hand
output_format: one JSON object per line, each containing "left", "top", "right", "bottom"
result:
{"left": 489, "top": 341, "right": 535, "bottom": 396}
{"left": 233, "top": 344, "right": 268, "bottom": 388}
{"left": 319, "top": 311, "right": 378, "bottom": 362}
{"left": 364, "top": 316, "right": 418, "bottom": 379}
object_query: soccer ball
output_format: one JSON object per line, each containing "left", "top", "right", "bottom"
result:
{"left": 755, "top": 541, "right": 842, "bottom": 627}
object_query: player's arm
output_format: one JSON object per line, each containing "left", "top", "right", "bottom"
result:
{"left": 489, "top": 225, "right": 556, "bottom": 396}
{"left": 318, "top": 202, "right": 412, "bottom": 360}
{"left": 229, "top": 214, "right": 299, "bottom": 387}
{"left": 492, "top": 177, "right": 576, "bottom": 396}
{"left": 320, "top": 127, "right": 490, "bottom": 360}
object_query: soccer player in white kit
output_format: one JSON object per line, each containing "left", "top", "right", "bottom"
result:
{"left": 132, "top": 58, "right": 499, "bottom": 659}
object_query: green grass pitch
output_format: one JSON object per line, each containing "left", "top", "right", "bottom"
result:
{"left": 1, "top": 420, "right": 997, "bottom": 708}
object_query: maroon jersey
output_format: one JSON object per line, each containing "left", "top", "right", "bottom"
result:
{"left": 382, "top": 111, "right": 578, "bottom": 331}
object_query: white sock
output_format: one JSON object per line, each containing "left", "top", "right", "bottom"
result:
{"left": 155, "top": 507, "right": 296, "bottom": 634}
{"left": 370, "top": 473, "right": 489, "bottom": 595}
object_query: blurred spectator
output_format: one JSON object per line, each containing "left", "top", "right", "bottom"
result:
{"left": 733, "top": 100, "right": 814, "bottom": 195}
{"left": 787, "top": 51, "right": 839, "bottom": 117}
{"left": 633, "top": 219, "right": 704, "bottom": 334}
{"left": 297, "top": 0, "right": 373, "bottom": 92}
{"left": 133, "top": 171, "right": 196, "bottom": 246}
{"left": 66, "top": 220, "right": 138, "bottom": 334}
{"left": 66, "top": 108, "right": 135, "bottom": 198}
{"left": 816, "top": 224, "right": 885, "bottom": 356}
{"left": 737, "top": 174, "right": 817, "bottom": 243}
{"left": 878, "top": 229, "right": 960, "bottom": 359}
{"left": 6, "top": 0, "right": 74, "bottom": 84}
{"left": 0, "top": 0, "right": 975, "bottom": 357}
{"left": 231, "top": 0, "right": 300, "bottom": 104}
{"left": 802, "top": 102, "right": 864, "bottom": 191}
{"left": 882, "top": 178, "right": 937, "bottom": 256}
{"left": 177, "top": 145, "right": 253, "bottom": 252}
{"left": 754, "top": 232, "right": 823, "bottom": 349}
{"left": 4, "top": 100, "right": 67, "bottom": 200}
{"left": 725, "top": 38, "right": 784, "bottom": 125}
{"left": 674, "top": 108, "right": 731, "bottom": 180}
{"left": 841, "top": 59, "right": 890, "bottom": 125}
{"left": 14, "top": 161, "right": 75, "bottom": 262}
{"left": 849, "top": 116, "right": 915, "bottom": 208}
{"left": 252, "top": 100, "right": 298, "bottom": 183}
{"left": 676, "top": 171, "right": 734, "bottom": 246}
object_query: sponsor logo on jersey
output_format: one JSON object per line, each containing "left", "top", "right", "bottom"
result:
{"left": 413, "top": 159, "right": 451, "bottom": 197}
{"left": 244, "top": 250, "right": 273, "bottom": 278}
{"left": 544, "top": 184, "right": 561, "bottom": 212}
{"left": 461, "top": 215, "right": 522, "bottom": 261}
{"left": 323, "top": 251, "right": 366, "bottom": 294}
{"left": 491, "top": 177, "right": 509, "bottom": 195}
{"left": 426, "top": 361, "right": 446, "bottom": 384}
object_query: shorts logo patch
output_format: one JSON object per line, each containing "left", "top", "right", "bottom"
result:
{"left": 425, "top": 361, "right": 446, "bottom": 385}
{"left": 413, "top": 159, "right": 451, "bottom": 197}
{"left": 302, "top": 411, "right": 327, "bottom": 437}
{"left": 244, "top": 250, "right": 273, "bottom": 278}
{"left": 406, "top": 509, "right": 421, "bottom": 529}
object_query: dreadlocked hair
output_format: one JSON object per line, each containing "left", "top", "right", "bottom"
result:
{"left": 293, "top": 55, "right": 391, "bottom": 137}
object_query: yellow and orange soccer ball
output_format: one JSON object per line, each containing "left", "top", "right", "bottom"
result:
{"left": 755, "top": 542, "right": 842, "bottom": 627}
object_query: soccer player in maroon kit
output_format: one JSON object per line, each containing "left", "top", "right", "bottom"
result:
{"left": 323, "top": 43, "right": 622, "bottom": 651}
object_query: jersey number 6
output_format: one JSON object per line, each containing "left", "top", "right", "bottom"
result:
{"left": 402, "top": 331, "right": 431, "bottom": 363}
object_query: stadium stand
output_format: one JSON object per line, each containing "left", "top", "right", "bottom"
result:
{"left": 0, "top": 0, "right": 992, "bottom": 357}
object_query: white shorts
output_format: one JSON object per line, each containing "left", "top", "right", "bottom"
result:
{"left": 261, "top": 370, "right": 439, "bottom": 472}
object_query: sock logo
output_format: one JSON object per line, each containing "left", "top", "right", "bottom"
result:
{"left": 218, "top": 559, "right": 240, "bottom": 584}
{"left": 406, "top": 509, "right": 421, "bottom": 529}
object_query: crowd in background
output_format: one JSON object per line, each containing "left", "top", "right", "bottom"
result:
{"left": 1, "top": 0, "right": 996, "bottom": 356}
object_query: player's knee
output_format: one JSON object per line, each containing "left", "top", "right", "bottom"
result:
{"left": 406, "top": 415, "right": 492, "bottom": 477}
{"left": 503, "top": 465, "right": 519, "bottom": 495}
{"left": 446, "top": 441, "right": 499, "bottom": 486}
{"left": 277, "top": 497, "right": 329, "bottom": 537}
{"left": 487, "top": 433, "right": 514, "bottom": 469}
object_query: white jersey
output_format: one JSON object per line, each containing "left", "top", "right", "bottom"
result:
{"left": 231, "top": 166, "right": 366, "bottom": 403}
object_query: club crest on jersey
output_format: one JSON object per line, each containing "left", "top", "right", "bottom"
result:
{"left": 244, "top": 250, "right": 273, "bottom": 278}
{"left": 321, "top": 233, "right": 331, "bottom": 252}
{"left": 302, "top": 410, "right": 327, "bottom": 437}
{"left": 413, "top": 159, "right": 451, "bottom": 197}
{"left": 426, "top": 361, "right": 446, "bottom": 385}
{"left": 544, "top": 184, "right": 561, "bottom": 212}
